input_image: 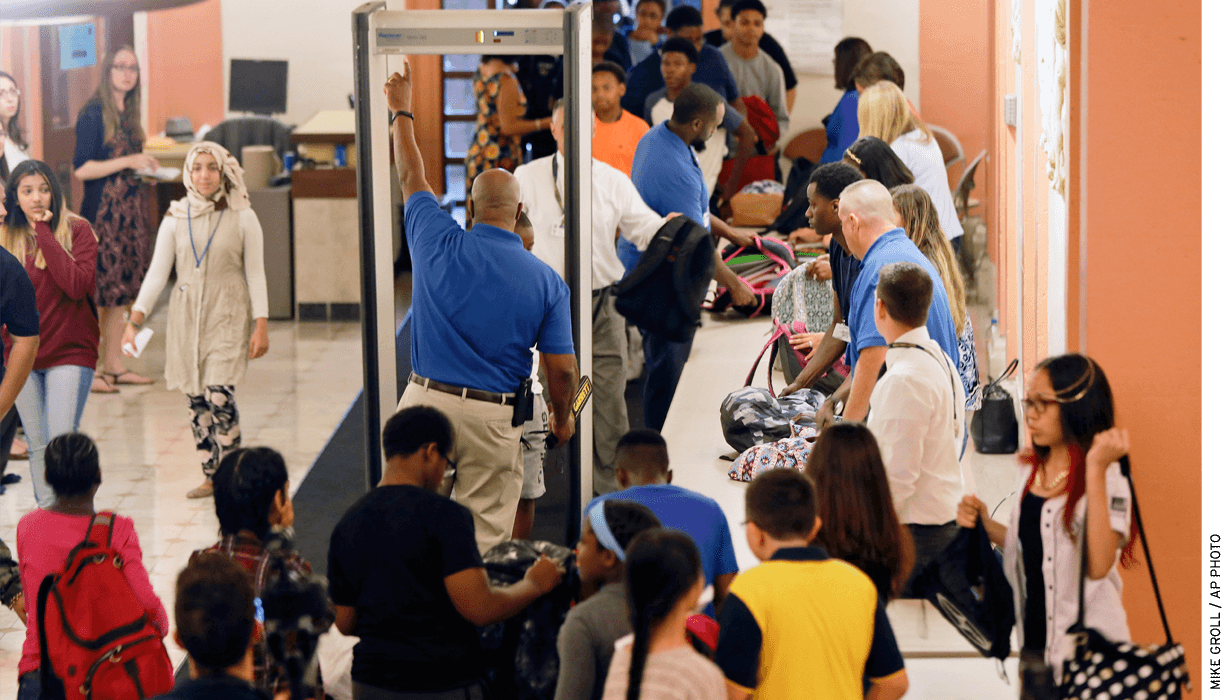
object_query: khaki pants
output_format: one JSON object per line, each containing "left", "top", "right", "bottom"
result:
{"left": 398, "top": 381, "right": 524, "bottom": 554}
{"left": 591, "top": 290, "right": 629, "bottom": 495}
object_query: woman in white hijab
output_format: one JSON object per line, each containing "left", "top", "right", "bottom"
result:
{"left": 123, "top": 142, "right": 269, "bottom": 499}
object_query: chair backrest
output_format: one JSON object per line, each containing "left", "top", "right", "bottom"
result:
{"left": 203, "top": 117, "right": 294, "bottom": 163}
{"left": 783, "top": 128, "right": 827, "bottom": 163}
{"left": 929, "top": 124, "right": 965, "bottom": 172}
{"left": 953, "top": 149, "right": 987, "bottom": 220}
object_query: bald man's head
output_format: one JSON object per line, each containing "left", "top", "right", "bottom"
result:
{"left": 836, "top": 179, "right": 898, "bottom": 259}
{"left": 470, "top": 169, "right": 523, "bottom": 230}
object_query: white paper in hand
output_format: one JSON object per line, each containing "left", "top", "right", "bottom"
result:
{"left": 123, "top": 327, "right": 154, "bottom": 358}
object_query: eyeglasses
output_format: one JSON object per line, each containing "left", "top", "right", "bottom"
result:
{"left": 112, "top": 64, "right": 140, "bottom": 74}
{"left": 1021, "top": 395, "right": 1059, "bottom": 415}
{"left": 0, "top": 88, "right": 19, "bottom": 99}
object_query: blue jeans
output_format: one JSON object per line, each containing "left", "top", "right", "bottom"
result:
{"left": 17, "top": 671, "right": 39, "bottom": 700}
{"left": 14, "top": 365, "right": 94, "bottom": 508}
{"left": 640, "top": 330, "right": 693, "bottom": 431}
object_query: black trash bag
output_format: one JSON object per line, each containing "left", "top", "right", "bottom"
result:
{"left": 972, "top": 359, "right": 1020, "bottom": 454}
{"left": 913, "top": 520, "right": 1015, "bottom": 661}
{"left": 479, "top": 540, "right": 579, "bottom": 700}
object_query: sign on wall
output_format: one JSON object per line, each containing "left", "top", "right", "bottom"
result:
{"left": 762, "top": 0, "right": 842, "bottom": 75}
{"left": 58, "top": 23, "right": 96, "bottom": 70}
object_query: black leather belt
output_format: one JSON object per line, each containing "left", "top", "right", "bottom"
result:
{"left": 410, "top": 373, "right": 514, "bottom": 405}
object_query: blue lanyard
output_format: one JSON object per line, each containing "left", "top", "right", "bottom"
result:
{"left": 187, "top": 204, "right": 224, "bottom": 268}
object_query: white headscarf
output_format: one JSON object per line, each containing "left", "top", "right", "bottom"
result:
{"left": 167, "top": 141, "right": 251, "bottom": 219}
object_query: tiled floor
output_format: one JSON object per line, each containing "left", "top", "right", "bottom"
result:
{"left": 0, "top": 303, "right": 363, "bottom": 691}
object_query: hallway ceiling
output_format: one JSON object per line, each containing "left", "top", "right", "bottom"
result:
{"left": 2, "top": 0, "right": 207, "bottom": 21}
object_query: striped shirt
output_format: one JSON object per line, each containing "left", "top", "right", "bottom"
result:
{"left": 602, "top": 636, "right": 727, "bottom": 700}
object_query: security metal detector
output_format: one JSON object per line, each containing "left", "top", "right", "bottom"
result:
{"left": 352, "top": 3, "right": 594, "bottom": 541}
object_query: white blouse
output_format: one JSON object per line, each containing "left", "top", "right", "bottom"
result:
{"left": 891, "top": 129, "right": 964, "bottom": 241}
{"left": 1001, "top": 461, "right": 1133, "bottom": 679}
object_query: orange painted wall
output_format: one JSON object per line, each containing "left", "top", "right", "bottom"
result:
{"left": 0, "top": 27, "right": 44, "bottom": 161}
{"left": 145, "top": 0, "right": 224, "bottom": 137}
{"left": 1080, "top": 0, "right": 1201, "bottom": 685}
{"left": 918, "top": 0, "right": 991, "bottom": 192}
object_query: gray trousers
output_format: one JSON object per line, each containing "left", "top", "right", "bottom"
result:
{"left": 591, "top": 288, "right": 629, "bottom": 495}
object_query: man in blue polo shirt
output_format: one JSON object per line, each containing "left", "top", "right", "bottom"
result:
{"left": 819, "top": 179, "right": 958, "bottom": 427}
{"left": 589, "top": 429, "right": 739, "bottom": 614}
{"left": 630, "top": 83, "right": 753, "bottom": 431}
{"left": 385, "top": 59, "right": 579, "bottom": 553}
{"left": 623, "top": 5, "right": 742, "bottom": 124}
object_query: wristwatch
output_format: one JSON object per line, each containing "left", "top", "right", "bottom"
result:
{"left": 390, "top": 110, "right": 415, "bottom": 124}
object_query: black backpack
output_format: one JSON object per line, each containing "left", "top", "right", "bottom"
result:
{"left": 759, "top": 157, "right": 816, "bottom": 235}
{"left": 615, "top": 216, "right": 716, "bottom": 343}
{"left": 479, "top": 540, "right": 579, "bottom": 700}
{"left": 915, "top": 520, "right": 1016, "bottom": 661}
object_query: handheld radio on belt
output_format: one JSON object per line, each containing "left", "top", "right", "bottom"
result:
{"left": 545, "top": 375, "right": 593, "bottom": 449}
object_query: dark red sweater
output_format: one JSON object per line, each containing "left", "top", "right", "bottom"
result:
{"left": 3, "top": 219, "right": 100, "bottom": 370}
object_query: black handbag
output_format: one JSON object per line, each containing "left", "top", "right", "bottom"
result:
{"left": 1057, "top": 456, "right": 1191, "bottom": 700}
{"left": 971, "top": 359, "right": 1020, "bottom": 454}
{"left": 916, "top": 519, "right": 1016, "bottom": 661}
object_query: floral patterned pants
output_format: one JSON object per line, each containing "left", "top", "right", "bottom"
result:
{"left": 188, "top": 386, "right": 241, "bottom": 479}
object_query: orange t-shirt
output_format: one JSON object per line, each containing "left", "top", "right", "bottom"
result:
{"left": 592, "top": 110, "right": 650, "bottom": 177}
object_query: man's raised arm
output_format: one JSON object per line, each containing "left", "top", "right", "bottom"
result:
{"left": 386, "top": 57, "right": 435, "bottom": 201}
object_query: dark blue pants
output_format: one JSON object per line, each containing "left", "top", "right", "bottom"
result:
{"left": 641, "top": 330, "right": 693, "bottom": 431}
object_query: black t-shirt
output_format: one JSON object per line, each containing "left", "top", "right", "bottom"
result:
{"left": 0, "top": 245, "right": 40, "bottom": 380}
{"left": 328, "top": 485, "right": 486, "bottom": 692}
{"left": 702, "top": 29, "right": 799, "bottom": 91}
{"left": 1019, "top": 492, "right": 1047, "bottom": 652}
{"left": 829, "top": 242, "right": 861, "bottom": 326}
{"left": 516, "top": 54, "right": 560, "bottom": 162}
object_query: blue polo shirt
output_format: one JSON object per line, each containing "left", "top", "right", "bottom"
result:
{"left": 820, "top": 89, "right": 860, "bottom": 164}
{"left": 630, "top": 122, "right": 710, "bottom": 226}
{"left": 847, "top": 228, "right": 959, "bottom": 370}
{"left": 588, "top": 484, "right": 738, "bottom": 591}
{"left": 623, "top": 44, "right": 741, "bottom": 125}
{"left": 403, "top": 192, "right": 573, "bottom": 393}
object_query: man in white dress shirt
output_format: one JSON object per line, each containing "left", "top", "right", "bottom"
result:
{"left": 864, "top": 261, "right": 966, "bottom": 596}
{"left": 514, "top": 103, "right": 667, "bottom": 494}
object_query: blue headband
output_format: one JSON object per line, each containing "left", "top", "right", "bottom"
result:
{"left": 588, "top": 501, "right": 626, "bottom": 561}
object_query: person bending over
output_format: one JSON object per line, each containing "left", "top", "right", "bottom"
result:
{"left": 328, "top": 406, "right": 564, "bottom": 698}
{"left": 812, "top": 180, "right": 958, "bottom": 427}
{"left": 714, "top": 469, "right": 907, "bottom": 700}
{"left": 589, "top": 429, "right": 738, "bottom": 614}
{"left": 865, "top": 262, "right": 965, "bottom": 595}
{"left": 155, "top": 553, "right": 266, "bottom": 700}
{"left": 556, "top": 500, "right": 662, "bottom": 700}
{"left": 387, "top": 59, "right": 577, "bottom": 553}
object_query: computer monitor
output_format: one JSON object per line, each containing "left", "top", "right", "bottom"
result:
{"left": 229, "top": 59, "right": 288, "bottom": 115}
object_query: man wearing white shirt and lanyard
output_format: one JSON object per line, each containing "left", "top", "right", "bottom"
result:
{"left": 514, "top": 103, "right": 666, "bottom": 495}
{"left": 864, "top": 261, "right": 966, "bottom": 596}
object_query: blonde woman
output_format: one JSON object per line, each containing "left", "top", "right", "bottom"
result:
{"left": 124, "top": 143, "right": 269, "bottom": 499}
{"left": 858, "top": 81, "right": 964, "bottom": 247}
{"left": 1, "top": 160, "right": 99, "bottom": 508}
{"left": 73, "top": 46, "right": 161, "bottom": 393}
{"left": 891, "top": 183, "right": 980, "bottom": 413}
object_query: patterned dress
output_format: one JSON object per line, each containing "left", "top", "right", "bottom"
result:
{"left": 73, "top": 100, "right": 150, "bottom": 307}
{"left": 465, "top": 71, "right": 525, "bottom": 196}
{"left": 957, "top": 313, "right": 982, "bottom": 411}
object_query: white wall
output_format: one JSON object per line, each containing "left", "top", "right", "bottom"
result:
{"left": 220, "top": 0, "right": 361, "bottom": 127}
{"left": 780, "top": 0, "right": 920, "bottom": 148}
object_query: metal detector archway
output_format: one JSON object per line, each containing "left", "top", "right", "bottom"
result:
{"left": 352, "top": 2, "right": 594, "bottom": 542}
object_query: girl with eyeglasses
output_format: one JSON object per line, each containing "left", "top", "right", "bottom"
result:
{"left": 0, "top": 71, "right": 29, "bottom": 181}
{"left": 73, "top": 46, "right": 162, "bottom": 395}
{"left": 956, "top": 354, "right": 1137, "bottom": 682}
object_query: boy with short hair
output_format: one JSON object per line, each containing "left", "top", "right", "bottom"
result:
{"left": 588, "top": 429, "right": 739, "bottom": 612}
{"left": 155, "top": 553, "right": 265, "bottom": 700}
{"left": 328, "top": 406, "right": 564, "bottom": 697}
{"left": 715, "top": 469, "right": 908, "bottom": 700}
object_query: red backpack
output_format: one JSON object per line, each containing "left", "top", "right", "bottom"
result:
{"left": 36, "top": 512, "right": 174, "bottom": 700}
